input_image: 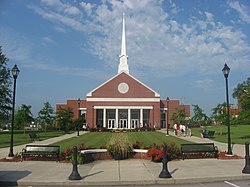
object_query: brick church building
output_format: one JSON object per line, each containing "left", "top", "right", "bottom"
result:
{"left": 56, "top": 15, "right": 190, "bottom": 129}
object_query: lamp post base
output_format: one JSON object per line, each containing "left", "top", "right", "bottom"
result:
{"left": 6, "top": 156, "right": 14, "bottom": 160}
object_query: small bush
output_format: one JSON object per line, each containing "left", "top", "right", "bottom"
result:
{"left": 147, "top": 142, "right": 180, "bottom": 162}
{"left": 132, "top": 141, "right": 144, "bottom": 149}
{"left": 107, "top": 133, "right": 133, "bottom": 159}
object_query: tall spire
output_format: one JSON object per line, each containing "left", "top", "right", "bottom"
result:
{"left": 118, "top": 13, "right": 129, "bottom": 74}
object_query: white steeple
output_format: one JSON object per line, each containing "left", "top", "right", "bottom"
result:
{"left": 118, "top": 13, "right": 129, "bottom": 74}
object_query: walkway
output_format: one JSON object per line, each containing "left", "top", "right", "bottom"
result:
{"left": 0, "top": 157, "right": 249, "bottom": 186}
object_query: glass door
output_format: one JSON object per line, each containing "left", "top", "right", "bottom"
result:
{"left": 119, "top": 119, "right": 127, "bottom": 129}
{"left": 108, "top": 119, "right": 115, "bottom": 129}
{"left": 131, "top": 119, "right": 138, "bottom": 129}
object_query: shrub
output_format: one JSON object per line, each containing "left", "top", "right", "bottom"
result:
{"left": 132, "top": 140, "right": 144, "bottom": 149}
{"left": 147, "top": 142, "right": 180, "bottom": 162}
{"left": 61, "top": 144, "right": 92, "bottom": 164}
{"left": 107, "top": 133, "right": 133, "bottom": 159}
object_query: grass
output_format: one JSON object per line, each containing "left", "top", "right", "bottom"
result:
{"left": 191, "top": 125, "right": 250, "bottom": 144}
{"left": 52, "top": 131, "right": 192, "bottom": 153}
{"left": 0, "top": 130, "right": 67, "bottom": 148}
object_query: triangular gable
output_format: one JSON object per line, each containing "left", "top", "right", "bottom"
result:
{"left": 87, "top": 72, "right": 160, "bottom": 98}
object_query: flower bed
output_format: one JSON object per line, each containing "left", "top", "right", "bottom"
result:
{"left": 146, "top": 142, "right": 180, "bottom": 162}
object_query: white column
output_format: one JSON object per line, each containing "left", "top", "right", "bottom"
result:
{"left": 116, "top": 109, "right": 119, "bottom": 129}
{"left": 140, "top": 109, "right": 143, "bottom": 128}
{"left": 103, "top": 108, "right": 106, "bottom": 128}
{"left": 128, "top": 109, "right": 131, "bottom": 129}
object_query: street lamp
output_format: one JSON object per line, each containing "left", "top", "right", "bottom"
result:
{"left": 222, "top": 63, "right": 233, "bottom": 155}
{"left": 166, "top": 97, "right": 170, "bottom": 135}
{"left": 8, "top": 64, "right": 20, "bottom": 158}
{"left": 77, "top": 98, "right": 81, "bottom": 137}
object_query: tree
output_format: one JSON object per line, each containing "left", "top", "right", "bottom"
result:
{"left": 15, "top": 104, "right": 33, "bottom": 130}
{"left": 73, "top": 117, "right": 85, "bottom": 131}
{"left": 0, "top": 46, "right": 12, "bottom": 128}
{"left": 211, "top": 102, "right": 227, "bottom": 125}
{"left": 56, "top": 107, "right": 74, "bottom": 133}
{"left": 170, "top": 107, "right": 188, "bottom": 124}
{"left": 38, "top": 102, "right": 55, "bottom": 130}
{"left": 191, "top": 104, "right": 211, "bottom": 126}
{"left": 232, "top": 77, "right": 250, "bottom": 125}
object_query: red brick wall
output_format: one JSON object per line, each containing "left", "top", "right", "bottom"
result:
{"left": 90, "top": 73, "right": 158, "bottom": 98}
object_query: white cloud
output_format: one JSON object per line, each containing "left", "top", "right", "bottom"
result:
{"left": 53, "top": 26, "right": 67, "bottom": 33}
{"left": 80, "top": 2, "right": 94, "bottom": 15}
{"left": 27, "top": 0, "right": 250, "bottom": 77}
{"left": 192, "top": 79, "right": 214, "bottom": 90}
{"left": 0, "top": 27, "right": 108, "bottom": 80}
{"left": 41, "top": 36, "right": 56, "bottom": 46}
{"left": 228, "top": 0, "right": 250, "bottom": 24}
{"left": 204, "top": 11, "right": 213, "bottom": 21}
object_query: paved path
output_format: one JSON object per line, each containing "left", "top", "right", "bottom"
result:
{"left": 160, "top": 130, "right": 246, "bottom": 157}
{"left": 0, "top": 158, "right": 249, "bottom": 186}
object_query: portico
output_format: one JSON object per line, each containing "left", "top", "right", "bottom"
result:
{"left": 95, "top": 106, "right": 152, "bottom": 129}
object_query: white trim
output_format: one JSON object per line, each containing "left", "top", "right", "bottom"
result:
{"left": 79, "top": 108, "right": 86, "bottom": 110}
{"left": 94, "top": 106, "right": 153, "bottom": 109}
{"left": 87, "top": 98, "right": 160, "bottom": 102}
{"left": 161, "top": 108, "right": 168, "bottom": 111}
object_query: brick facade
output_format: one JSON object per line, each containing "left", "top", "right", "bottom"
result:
{"left": 56, "top": 72, "right": 190, "bottom": 129}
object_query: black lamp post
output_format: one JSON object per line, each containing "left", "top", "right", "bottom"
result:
{"left": 166, "top": 97, "right": 170, "bottom": 135}
{"left": 222, "top": 63, "right": 233, "bottom": 155}
{"left": 77, "top": 98, "right": 80, "bottom": 137}
{"left": 8, "top": 64, "right": 20, "bottom": 157}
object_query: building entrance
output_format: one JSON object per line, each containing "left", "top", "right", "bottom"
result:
{"left": 131, "top": 119, "right": 138, "bottom": 129}
{"left": 108, "top": 119, "right": 115, "bottom": 129}
{"left": 119, "top": 119, "right": 127, "bottom": 128}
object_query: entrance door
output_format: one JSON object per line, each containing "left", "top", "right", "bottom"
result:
{"left": 108, "top": 119, "right": 115, "bottom": 129}
{"left": 131, "top": 119, "right": 138, "bottom": 129}
{"left": 119, "top": 119, "right": 127, "bottom": 129}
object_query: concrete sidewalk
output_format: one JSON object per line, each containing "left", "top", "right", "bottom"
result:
{"left": 0, "top": 158, "right": 249, "bottom": 186}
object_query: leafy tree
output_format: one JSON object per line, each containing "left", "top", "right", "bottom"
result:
{"left": 0, "top": 46, "right": 12, "bottom": 128}
{"left": 232, "top": 77, "right": 250, "bottom": 125}
{"left": 170, "top": 107, "right": 187, "bottom": 124}
{"left": 14, "top": 104, "right": 33, "bottom": 130}
{"left": 211, "top": 102, "right": 227, "bottom": 125}
{"left": 56, "top": 107, "right": 74, "bottom": 133}
{"left": 191, "top": 104, "right": 211, "bottom": 126}
{"left": 38, "top": 101, "right": 55, "bottom": 130}
{"left": 74, "top": 113, "right": 86, "bottom": 130}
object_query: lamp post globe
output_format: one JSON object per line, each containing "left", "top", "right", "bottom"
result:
{"left": 222, "top": 63, "right": 233, "bottom": 155}
{"left": 8, "top": 64, "right": 20, "bottom": 158}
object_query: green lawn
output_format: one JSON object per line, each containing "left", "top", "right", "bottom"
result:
{"left": 0, "top": 130, "right": 67, "bottom": 148}
{"left": 191, "top": 125, "right": 250, "bottom": 144}
{"left": 52, "top": 131, "right": 191, "bottom": 153}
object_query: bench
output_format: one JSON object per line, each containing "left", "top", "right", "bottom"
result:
{"left": 181, "top": 143, "right": 218, "bottom": 160}
{"left": 29, "top": 133, "right": 40, "bottom": 141}
{"left": 22, "top": 145, "right": 60, "bottom": 161}
{"left": 203, "top": 131, "right": 215, "bottom": 138}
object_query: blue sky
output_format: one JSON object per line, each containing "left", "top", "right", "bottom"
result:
{"left": 0, "top": 0, "right": 249, "bottom": 117}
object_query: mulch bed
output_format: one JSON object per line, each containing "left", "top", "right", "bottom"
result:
{"left": 218, "top": 151, "right": 243, "bottom": 159}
